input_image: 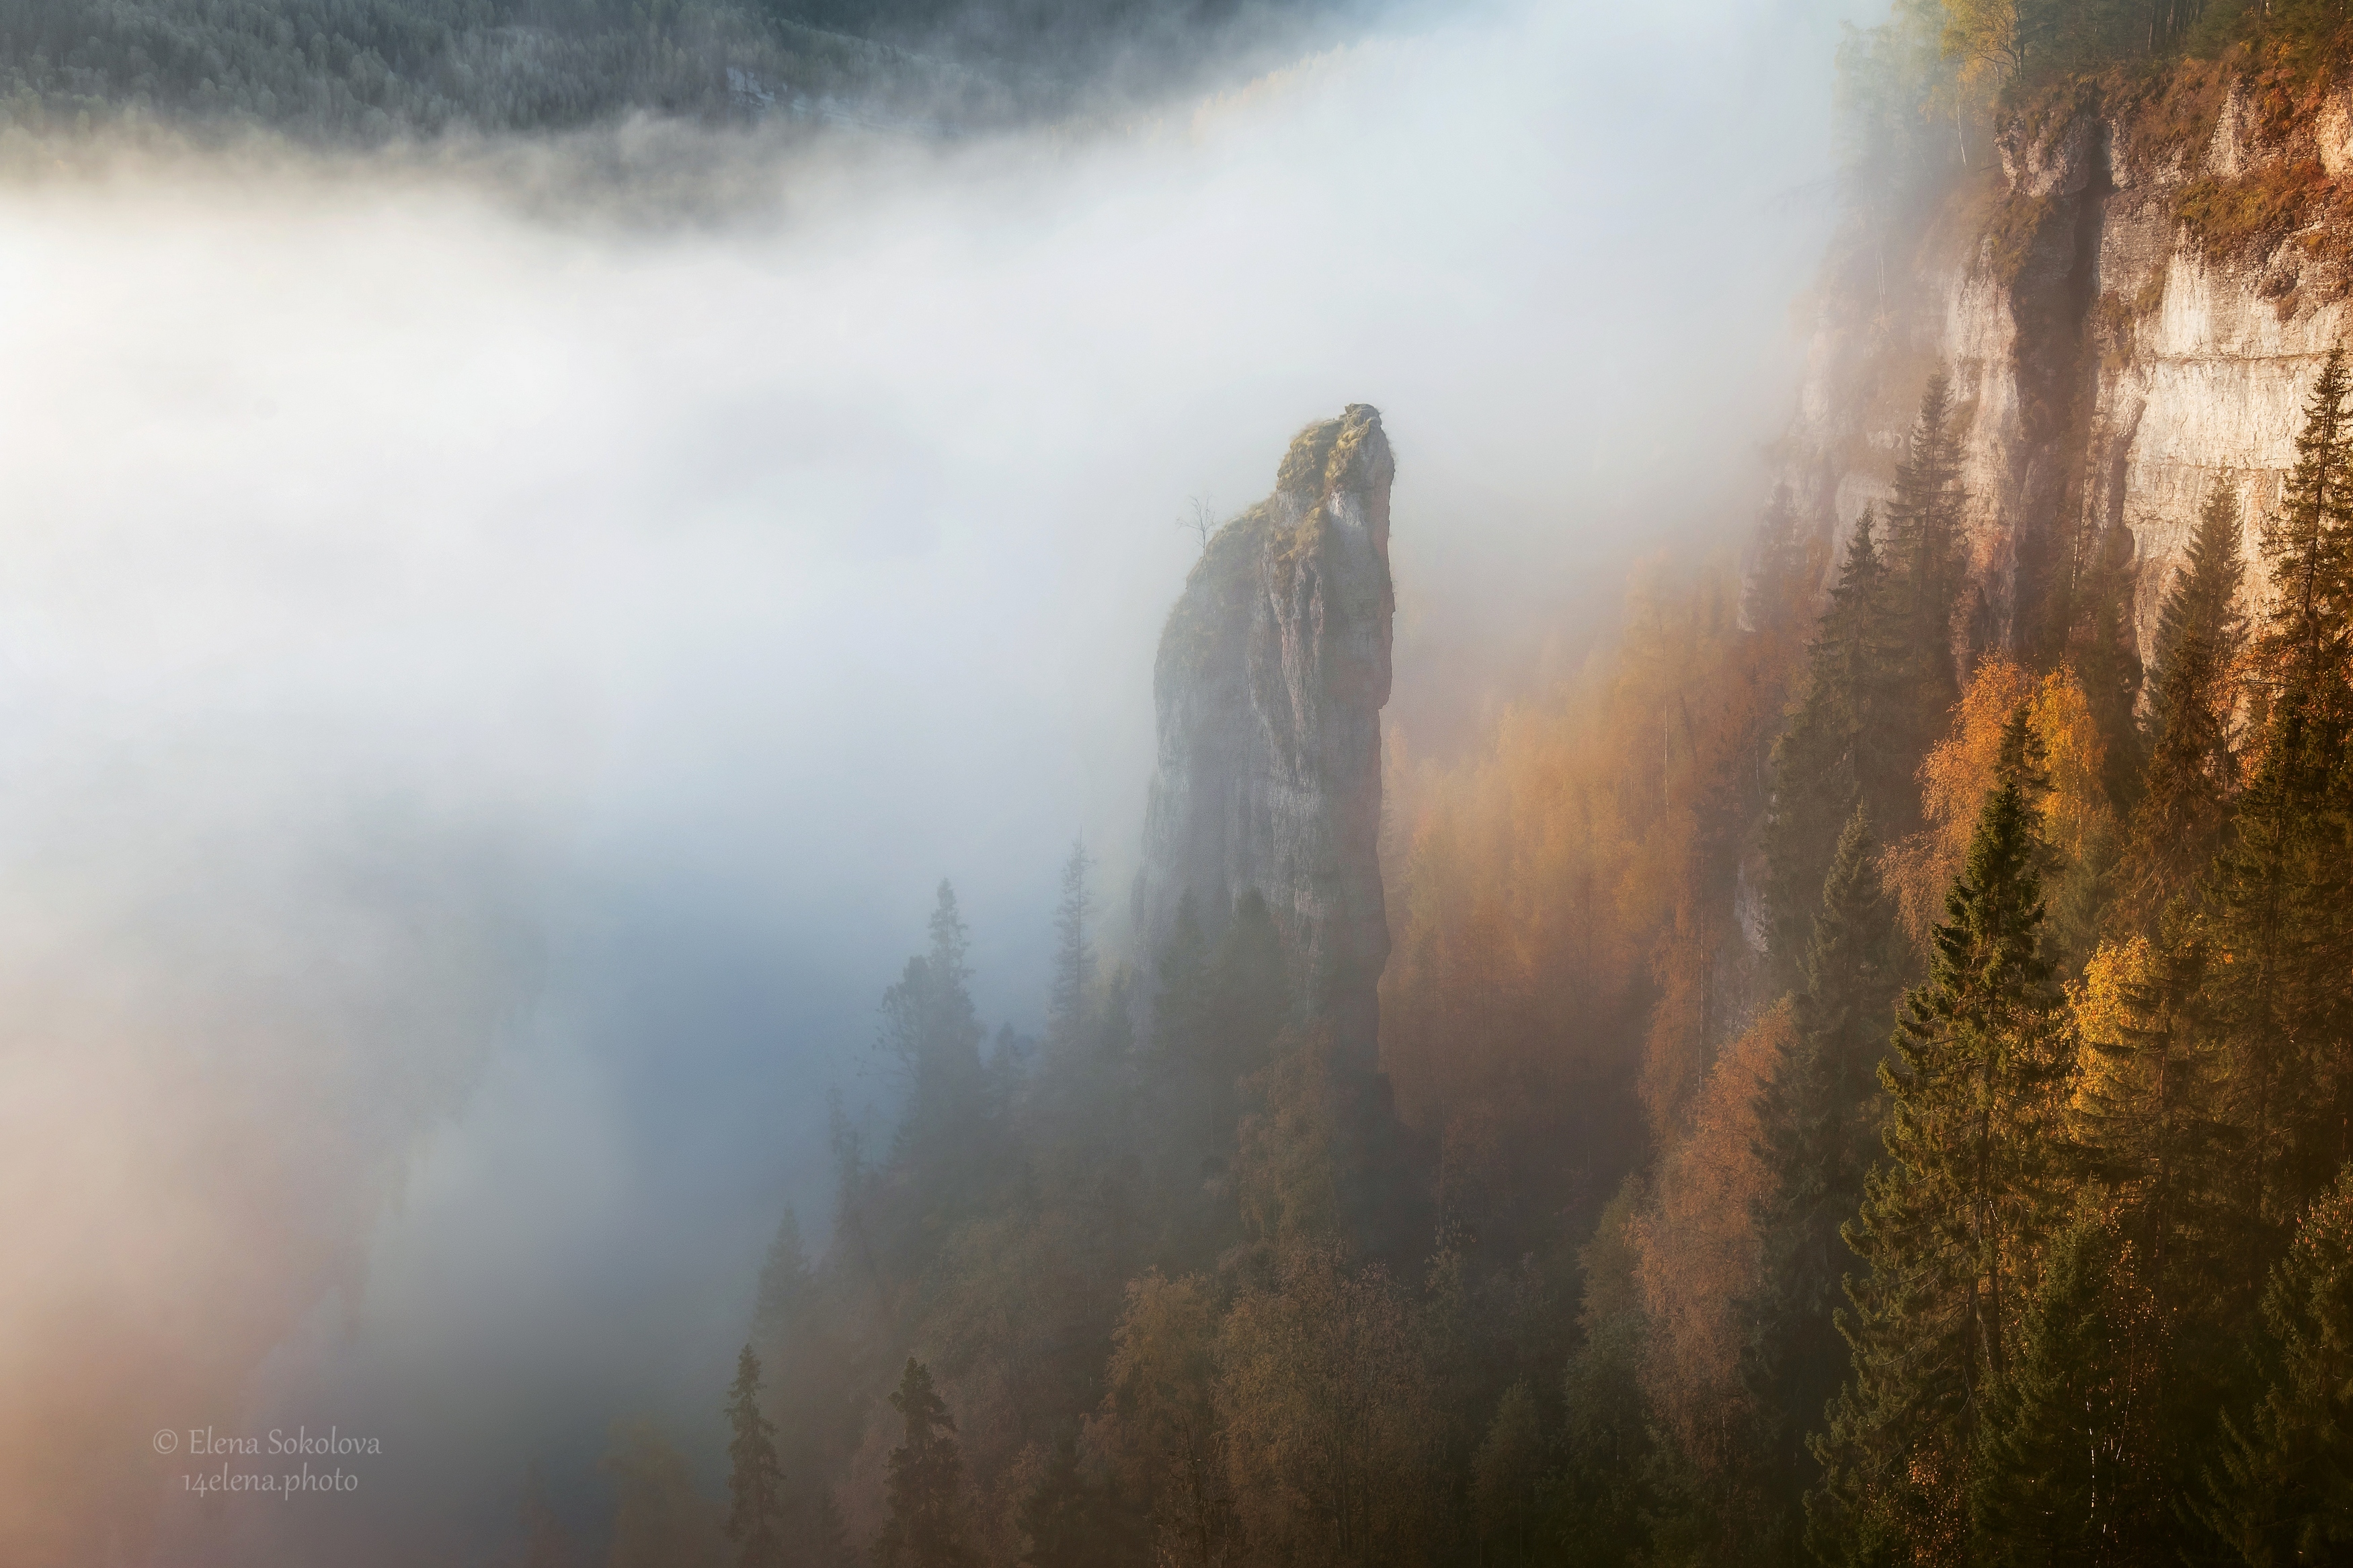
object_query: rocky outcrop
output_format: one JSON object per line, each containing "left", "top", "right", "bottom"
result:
{"left": 1135, "top": 404, "right": 1394, "bottom": 1068}
{"left": 1785, "top": 71, "right": 2353, "bottom": 664}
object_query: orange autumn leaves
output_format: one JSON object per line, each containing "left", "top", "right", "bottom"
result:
{"left": 1380, "top": 552, "right": 1804, "bottom": 1251}
{"left": 1878, "top": 657, "right": 2115, "bottom": 960}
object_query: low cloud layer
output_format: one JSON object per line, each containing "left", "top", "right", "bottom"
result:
{"left": 0, "top": 1, "right": 1866, "bottom": 1559}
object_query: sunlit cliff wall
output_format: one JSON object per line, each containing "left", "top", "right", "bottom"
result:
{"left": 1786, "top": 69, "right": 2353, "bottom": 661}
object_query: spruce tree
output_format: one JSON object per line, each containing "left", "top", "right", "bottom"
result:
{"left": 2114, "top": 481, "right": 2247, "bottom": 933}
{"left": 2074, "top": 926, "right": 2239, "bottom": 1356}
{"left": 2073, "top": 515, "right": 2146, "bottom": 813}
{"left": 2258, "top": 346, "right": 2353, "bottom": 709}
{"left": 882, "top": 882, "right": 990, "bottom": 1148}
{"left": 1016, "top": 1436, "right": 1139, "bottom": 1567}
{"left": 1971, "top": 1203, "right": 2169, "bottom": 1562}
{"left": 750, "top": 1206, "right": 812, "bottom": 1348}
{"left": 1880, "top": 371, "right": 1968, "bottom": 794}
{"left": 2203, "top": 349, "right": 2353, "bottom": 1222}
{"left": 1747, "top": 482, "right": 1818, "bottom": 645}
{"left": 875, "top": 1358, "right": 973, "bottom": 1568}
{"left": 1048, "top": 839, "right": 1094, "bottom": 1053}
{"left": 2207, "top": 1163, "right": 2353, "bottom": 1565}
{"left": 723, "top": 1346, "right": 787, "bottom": 1568}
{"left": 1810, "top": 708, "right": 2068, "bottom": 1562}
{"left": 1764, "top": 509, "right": 1903, "bottom": 989}
{"left": 1751, "top": 808, "right": 1901, "bottom": 1497}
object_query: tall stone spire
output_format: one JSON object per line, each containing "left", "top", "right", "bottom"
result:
{"left": 1135, "top": 403, "right": 1394, "bottom": 1067}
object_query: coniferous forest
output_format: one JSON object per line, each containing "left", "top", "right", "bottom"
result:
{"left": 28, "top": 0, "right": 2353, "bottom": 1564}
{"left": 707, "top": 358, "right": 2353, "bottom": 1568}
{"left": 695, "top": 1, "right": 2353, "bottom": 1552}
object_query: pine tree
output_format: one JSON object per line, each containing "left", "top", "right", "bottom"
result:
{"left": 2113, "top": 481, "right": 2246, "bottom": 933}
{"left": 723, "top": 1346, "right": 787, "bottom": 1568}
{"left": 875, "top": 1358, "right": 973, "bottom": 1568}
{"left": 1810, "top": 707, "right": 2069, "bottom": 1563}
{"left": 2207, "top": 1163, "right": 2353, "bottom": 1565}
{"left": 1048, "top": 839, "right": 1094, "bottom": 1053}
{"left": 1751, "top": 807, "right": 1901, "bottom": 1495}
{"left": 1765, "top": 509, "right": 1904, "bottom": 989}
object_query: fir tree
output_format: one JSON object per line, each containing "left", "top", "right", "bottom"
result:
{"left": 2114, "top": 481, "right": 2247, "bottom": 933}
{"left": 1810, "top": 707, "right": 2069, "bottom": 1563}
{"left": 1751, "top": 807, "right": 1901, "bottom": 1495}
{"left": 723, "top": 1346, "right": 787, "bottom": 1568}
{"left": 875, "top": 1358, "right": 973, "bottom": 1568}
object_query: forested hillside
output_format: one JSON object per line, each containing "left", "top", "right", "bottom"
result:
{"left": 573, "top": 3, "right": 2353, "bottom": 1566}
{"left": 0, "top": 0, "right": 1316, "bottom": 142}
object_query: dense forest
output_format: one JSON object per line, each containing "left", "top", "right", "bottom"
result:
{"left": 0, "top": 0, "right": 1318, "bottom": 142}
{"left": 496, "top": 3, "right": 2353, "bottom": 1566}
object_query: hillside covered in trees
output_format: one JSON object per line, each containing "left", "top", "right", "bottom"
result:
{"left": 0, "top": 0, "right": 1324, "bottom": 142}
{"left": 561, "top": 3, "right": 2353, "bottom": 1566}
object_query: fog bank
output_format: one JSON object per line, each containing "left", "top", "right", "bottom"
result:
{"left": 0, "top": 1, "right": 1866, "bottom": 1559}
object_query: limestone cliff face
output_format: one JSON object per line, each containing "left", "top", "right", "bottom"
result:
{"left": 1786, "top": 75, "right": 2353, "bottom": 661}
{"left": 1136, "top": 404, "right": 1394, "bottom": 1065}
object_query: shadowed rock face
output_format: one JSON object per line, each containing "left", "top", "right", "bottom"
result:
{"left": 1136, "top": 403, "right": 1394, "bottom": 1066}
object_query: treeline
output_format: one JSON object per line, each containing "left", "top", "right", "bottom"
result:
{"left": 0, "top": 0, "right": 1309, "bottom": 144}
{"left": 553, "top": 360, "right": 2353, "bottom": 1567}
{"left": 1378, "top": 347, "right": 2353, "bottom": 1565}
{"left": 1837, "top": 0, "right": 2353, "bottom": 206}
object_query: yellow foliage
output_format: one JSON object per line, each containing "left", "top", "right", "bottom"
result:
{"left": 1381, "top": 550, "right": 1804, "bottom": 1197}
{"left": 2067, "top": 936, "right": 2151, "bottom": 1125}
{"left": 1940, "top": 0, "right": 2023, "bottom": 89}
{"left": 1215, "top": 1245, "right": 1438, "bottom": 1566}
{"left": 1630, "top": 999, "right": 1792, "bottom": 1472}
{"left": 1879, "top": 658, "right": 2116, "bottom": 952}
